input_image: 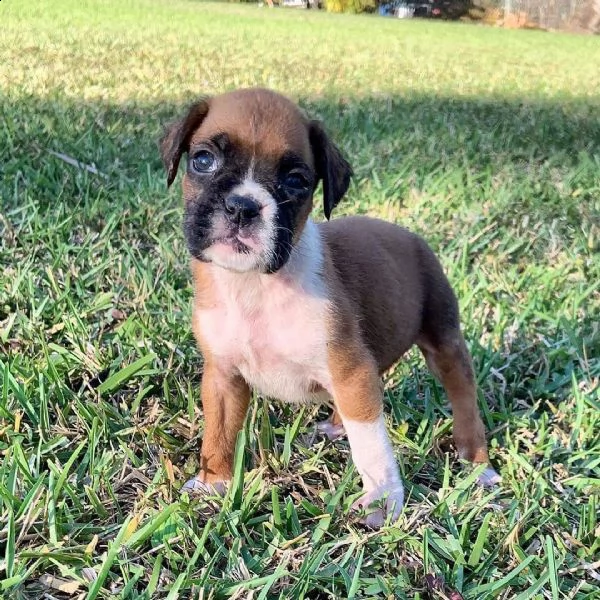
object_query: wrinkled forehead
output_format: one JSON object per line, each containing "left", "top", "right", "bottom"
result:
{"left": 189, "top": 90, "right": 314, "bottom": 167}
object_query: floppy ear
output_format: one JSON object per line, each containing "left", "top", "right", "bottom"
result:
{"left": 159, "top": 99, "right": 210, "bottom": 187}
{"left": 309, "top": 120, "right": 353, "bottom": 220}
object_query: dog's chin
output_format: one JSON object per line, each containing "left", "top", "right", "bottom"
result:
{"left": 202, "top": 237, "right": 271, "bottom": 273}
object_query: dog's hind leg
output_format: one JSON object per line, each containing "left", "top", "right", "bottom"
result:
{"left": 418, "top": 334, "right": 501, "bottom": 486}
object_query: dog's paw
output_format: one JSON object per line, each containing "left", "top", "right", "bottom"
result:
{"left": 315, "top": 420, "right": 345, "bottom": 441}
{"left": 477, "top": 466, "right": 502, "bottom": 487}
{"left": 351, "top": 485, "right": 404, "bottom": 529}
{"left": 181, "top": 476, "right": 228, "bottom": 496}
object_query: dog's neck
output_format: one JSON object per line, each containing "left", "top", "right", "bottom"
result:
{"left": 278, "top": 218, "right": 324, "bottom": 288}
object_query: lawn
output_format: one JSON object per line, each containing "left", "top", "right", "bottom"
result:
{"left": 1, "top": 0, "right": 599, "bottom": 597}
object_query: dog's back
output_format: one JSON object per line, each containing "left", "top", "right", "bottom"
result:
{"left": 320, "top": 215, "right": 458, "bottom": 372}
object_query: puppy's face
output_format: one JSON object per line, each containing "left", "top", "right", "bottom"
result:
{"left": 160, "top": 89, "right": 352, "bottom": 273}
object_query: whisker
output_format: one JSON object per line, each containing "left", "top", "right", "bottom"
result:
{"left": 276, "top": 198, "right": 297, "bottom": 207}
{"left": 275, "top": 225, "right": 294, "bottom": 236}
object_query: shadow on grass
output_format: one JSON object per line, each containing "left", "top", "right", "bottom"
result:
{"left": 1, "top": 90, "right": 598, "bottom": 427}
{"left": 1, "top": 91, "right": 599, "bottom": 208}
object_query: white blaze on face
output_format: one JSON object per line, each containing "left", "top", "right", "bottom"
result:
{"left": 203, "top": 175, "right": 278, "bottom": 273}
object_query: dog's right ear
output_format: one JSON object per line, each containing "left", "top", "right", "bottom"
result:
{"left": 159, "top": 99, "right": 209, "bottom": 187}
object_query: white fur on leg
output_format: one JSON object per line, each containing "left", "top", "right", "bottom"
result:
{"left": 343, "top": 415, "right": 404, "bottom": 528}
{"left": 477, "top": 466, "right": 502, "bottom": 487}
{"left": 181, "top": 476, "right": 228, "bottom": 496}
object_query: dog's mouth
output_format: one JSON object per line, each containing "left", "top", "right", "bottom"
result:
{"left": 202, "top": 227, "right": 272, "bottom": 273}
{"left": 184, "top": 204, "right": 279, "bottom": 272}
{"left": 210, "top": 235, "right": 253, "bottom": 254}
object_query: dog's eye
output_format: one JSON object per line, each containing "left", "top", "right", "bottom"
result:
{"left": 191, "top": 150, "right": 217, "bottom": 173}
{"left": 282, "top": 172, "right": 309, "bottom": 190}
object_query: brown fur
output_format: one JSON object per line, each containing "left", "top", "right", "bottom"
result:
{"left": 197, "top": 358, "right": 251, "bottom": 483}
{"left": 320, "top": 216, "right": 489, "bottom": 463}
{"left": 188, "top": 89, "right": 314, "bottom": 164}
{"left": 190, "top": 284, "right": 251, "bottom": 483}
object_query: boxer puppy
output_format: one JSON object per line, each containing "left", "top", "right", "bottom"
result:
{"left": 160, "top": 88, "right": 500, "bottom": 527}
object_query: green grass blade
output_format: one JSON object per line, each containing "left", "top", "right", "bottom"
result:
{"left": 97, "top": 353, "right": 156, "bottom": 395}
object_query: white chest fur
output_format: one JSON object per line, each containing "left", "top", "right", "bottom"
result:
{"left": 195, "top": 220, "right": 333, "bottom": 404}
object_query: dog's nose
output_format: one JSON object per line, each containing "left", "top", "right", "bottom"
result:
{"left": 224, "top": 195, "right": 261, "bottom": 224}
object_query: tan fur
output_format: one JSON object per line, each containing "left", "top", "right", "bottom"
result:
{"left": 196, "top": 357, "right": 251, "bottom": 484}
{"left": 191, "top": 291, "right": 251, "bottom": 483}
{"left": 323, "top": 217, "right": 432, "bottom": 371}
{"left": 420, "top": 338, "right": 489, "bottom": 463}
{"left": 186, "top": 90, "right": 314, "bottom": 175}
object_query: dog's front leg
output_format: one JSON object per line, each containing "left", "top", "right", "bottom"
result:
{"left": 182, "top": 361, "right": 250, "bottom": 494}
{"left": 329, "top": 349, "right": 404, "bottom": 528}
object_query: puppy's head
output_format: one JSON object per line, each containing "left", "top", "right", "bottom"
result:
{"left": 160, "top": 88, "right": 352, "bottom": 273}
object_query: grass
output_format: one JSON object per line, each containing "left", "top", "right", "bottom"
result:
{"left": 1, "top": 0, "right": 599, "bottom": 597}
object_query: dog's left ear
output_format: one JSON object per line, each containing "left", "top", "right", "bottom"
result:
{"left": 160, "top": 99, "right": 210, "bottom": 187}
{"left": 309, "top": 121, "right": 353, "bottom": 220}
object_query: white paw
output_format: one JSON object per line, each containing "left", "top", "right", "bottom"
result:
{"left": 351, "top": 485, "right": 404, "bottom": 528}
{"left": 315, "top": 420, "right": 346, "bottom": 441}
{"left": 477, "top": 466, "right": 502, "bottom": 487}
{"left": 181, "top": 476, "right": 228, "bottom": 496}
